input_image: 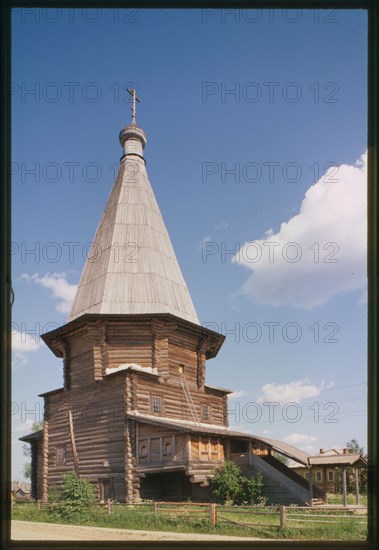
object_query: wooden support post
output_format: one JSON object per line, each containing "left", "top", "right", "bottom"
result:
{"left": 153, "top": 501, "right": 158, "bottom": 516}
{"left": 186, "top": 434, "right": 191, "bottom": 461}
{"left": 37, "top": 499, "right": 41, "bottom": 511}
{"left": 342, "top": 467, "right": 347, "bottom": 506}
{"left": 308, "top": 468, "right": 313, "bottom": 506}
{"left": 279, "top": 505, "right": 286, "bottom": 529}
{"left": 323, "top": 467, "right": 328, "bottom": 504}
{"left": 107, "top": 499, "right": 112, "bottom": 515}
{"left": 136, "top": 423, "right": 139, "bottom": 466}
{"left": 68, "top": 410, "right": 79, "bottom": 477}
{"left": 159, "top": 437, "right": 163, "bottom": 463}
{"left": 225, "top": 438, "right": 230, "bottom": 460}
{"left": 209, "top": 503, "right": 217, "bottom": 527}
{"left": 248, "top": 440, "right": 253, "bottom": 467}
{"left": 355, "top": 468, "right": 360, "bottom": 505}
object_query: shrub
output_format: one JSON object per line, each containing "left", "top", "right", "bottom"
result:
{"left": 210, "top": 460, "right": 265, "bottom": 505}
{"left": 49, "top": 471, "right": 95, "bottom": 519}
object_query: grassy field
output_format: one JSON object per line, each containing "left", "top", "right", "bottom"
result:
{"left": 326, "top": 493, "right": 367, "bottom": 506}
{"left": 12, "top": 501, "right": 368, "bottom": 541}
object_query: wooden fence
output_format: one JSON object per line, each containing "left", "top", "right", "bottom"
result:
{"left": 14, "top": 500, "right": 368, "bottom": 530}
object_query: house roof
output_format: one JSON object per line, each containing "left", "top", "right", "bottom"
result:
{"left": 19, "top": 430, "right": 43, "bottom": 443}
{"left": 204, "top": 384, "right": 234, "bottom": 394}
{"left": 129, "top": 413, "right": 310, "bottom": 465}
{"left": 309, "top": 454, "right": 367, "bottom": 467}
{"left": 11, "top": 481, "right": 31, "bottom": 492}
{"left": 68, "top": 111, "right": 199, "bottom": 325}
{"left": 251, "top": 435, "right": 311, "bottom": 466}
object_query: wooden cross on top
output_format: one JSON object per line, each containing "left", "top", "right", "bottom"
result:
{"left": 127, "top": 88, "right": 140, "bottom": 125}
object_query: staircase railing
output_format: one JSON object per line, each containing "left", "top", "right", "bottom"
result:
{"left": 251, "top": 454, "right": 311, "bottom": 505}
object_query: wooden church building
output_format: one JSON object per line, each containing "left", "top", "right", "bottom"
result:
{"left": 21, "top": 92, "right": 322, "bottom": 505}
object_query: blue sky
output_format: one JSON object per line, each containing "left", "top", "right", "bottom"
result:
{"left": 11, "top": 8, "right": 367, "bottom": 479}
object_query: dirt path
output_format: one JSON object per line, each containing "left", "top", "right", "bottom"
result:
{"left": 12, "top": 520, "right": 263, "bottom": 541}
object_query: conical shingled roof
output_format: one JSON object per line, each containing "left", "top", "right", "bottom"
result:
{"left": 69, "top": 113, "right": 199, "bottom": 325}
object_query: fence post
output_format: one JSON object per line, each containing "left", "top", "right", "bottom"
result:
{"left": 279, "top": 506, "right": 286, "bottom": 529}
{"left": 107, "top": 499, "right": 112, "bottom": 515}
{"left": 37, "top": 499, "right": 41, "bottom": 511}
{"left": 209, "top": 503, "right": 217, "bottom": 527}
{"left": 153, "top": 501, "right": 158, "bottom": 516}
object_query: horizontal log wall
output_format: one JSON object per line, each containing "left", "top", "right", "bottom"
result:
{"left": 45, "top": 376, "right": 126, "bottom": 498}
{"left": 133, "top": 374, "right": 226, "bottom": 426}
{"left": 107, "top": 323, "right": 153, "bottom": 369}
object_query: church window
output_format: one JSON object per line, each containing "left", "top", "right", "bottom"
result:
{"left": 151, "top": 395, "right": 162, "bottom": 414}
{"left": 202, "top": 404, "right": 212, "bottom": 421}
{"left": 56, "top": 445, "right": 66, "bottom": 465}
{"left": 140, "top": 444, "right": 147, "bottom": 458}
{"left": 163, "top": 441, "right": 172, "bottom": 455}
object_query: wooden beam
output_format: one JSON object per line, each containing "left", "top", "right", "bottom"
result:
{"left": 225, "top": 438, "right": 230, "bottom": 460}
{"left": 355, "top": 468, "right": 360, "bottom": 505}
{"left": 342, "top": 467, "right": 347, "bottom": 506}
{"left": 68, "top": 410, "right": 79, "bottom": 477}
{"left": 308, "top": 467, "right": 313, "bottom": 506}
{"left": 323, "top": 466, "right": 328, "bottom": 504}
{"left": 186, "top": 434, "right": 191, "bottom": 461}
{"left": 159, "top": 437, "right": 163, "bottom": 463}
{"left": 136, "top": 423, "right": 139, "bottom": 466}
{"left": 172, "top": 435, "right": 176, "bottom": 461}
{"left": 248, "top": 440, "right": 253, "bottom": 467}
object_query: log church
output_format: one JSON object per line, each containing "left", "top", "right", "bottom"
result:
{"left": 21, "top": 91, "right": 326, "bottom": 505}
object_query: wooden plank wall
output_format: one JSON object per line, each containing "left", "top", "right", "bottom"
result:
{"left": 137, "top": 425, "right": 187, "bottom": 466}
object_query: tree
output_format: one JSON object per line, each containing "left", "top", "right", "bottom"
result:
{"left": 210, "top": 460, "right": 265, "bottom": 505}
{"left": 346, "top": 439, "right": 364, "bottom": 454}
{"left": 273, "top": 452, "right": 290, "bottom": 466}
{"left": 345, "top": 439, "right": 367, "bottom": 495}
{"left": 23, "top": 422, "right": 43, "bottom": 479}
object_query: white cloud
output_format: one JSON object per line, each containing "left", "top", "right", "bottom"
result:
{"left": 12, "top": 330, "right": 42, "bottom": 369}
{"left": 198, "top": 235, "right": 212, "bottom": 250}
{"left": 234, "top": 151, "right": 367, "bottom": 308}
{"left": 214, "top": 222, "right": 230, "bottom": 230}
{"left": 21, "top": 272, "right": 77, "bottom": 314}
{"left": 300, "top": 444, "right": 318, "bottom": 455}
{"left": 228, "top": 423, "right": 254, "bottom": 434}
{"left": 13, "top": 419, "right": 35, "bottom": 433}
{"left": 229, "top": 390, "right": 251, "bottom": 400}
{"left": 284, "top": 433, "right": 317, "bottom": 446}
{"left": 12, "top": 331, "right": 41, "bottom": 353}
{"left": 256, "top": 378, "right": 334, "bottom": 404}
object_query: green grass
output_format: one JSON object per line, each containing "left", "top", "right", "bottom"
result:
{"left": 12, "top": 502, "right": 367, "bottom": 540}
{"left": 326, "top": 493, "right": 367, "bottom": 506}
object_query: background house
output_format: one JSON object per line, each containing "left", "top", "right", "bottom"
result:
{"left": 290, "top": 448, "right": 367, "bottom": 504}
